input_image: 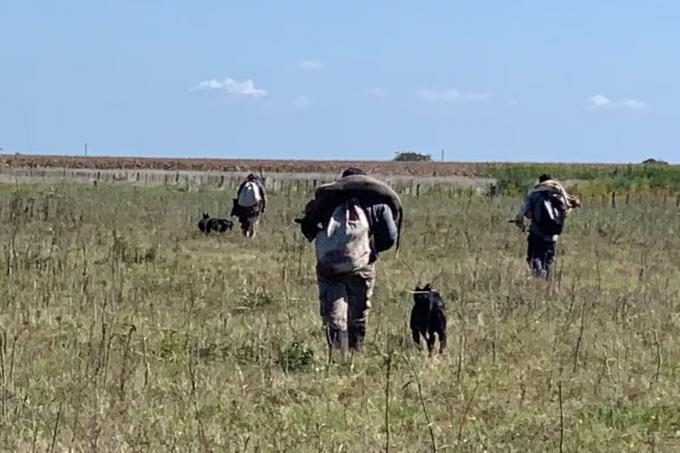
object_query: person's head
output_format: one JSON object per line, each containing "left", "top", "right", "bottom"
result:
{"left": 341, "top": 167, "right": 366, "bottom": 178}
{"left": 538, "top": 173, "right": 552, "bottom": 183}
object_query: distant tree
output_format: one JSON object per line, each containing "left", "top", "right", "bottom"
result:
{"left": 393, "top": 151, "right": 432, "bottom": 162}
{"left": 642, "top": 158, "right": 669, "bottom": 165}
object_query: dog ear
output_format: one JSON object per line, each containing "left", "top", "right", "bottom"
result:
{"left": 424, "top": 283, "right": 431, "bottom": 291}
{"left": 414, "top": 285, "right": 421, "bottom": 292}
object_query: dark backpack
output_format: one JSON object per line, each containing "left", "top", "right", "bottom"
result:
{"left": 533, "top": 191, "right": 567, "bottom": 236}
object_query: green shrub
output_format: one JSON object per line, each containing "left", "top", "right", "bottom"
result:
{"left": 393, "top": 151, "right": 432, "bottom": 162}
{"left": 486, "top": 162, "right": 680, "bottom": 194}
{"left": 276, "top": 341, "right": 315, "bottom": 372}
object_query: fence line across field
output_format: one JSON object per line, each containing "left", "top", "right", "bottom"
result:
{"left": 0, "top": 166, "right": 678, "bottom": 206}
{"left": 0, "top": 166, "right": 493, "bottom": 194}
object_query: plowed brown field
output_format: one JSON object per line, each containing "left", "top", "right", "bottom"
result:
{"left": 0, "top": 154, "right": 485, "bottom": 177}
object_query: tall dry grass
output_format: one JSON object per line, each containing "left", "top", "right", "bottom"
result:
{"left": 0, "top": 182, "right": 678, "bottom": 451}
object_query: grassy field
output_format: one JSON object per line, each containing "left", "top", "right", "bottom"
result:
{"left": 1, "top": 181, "right": 679, "bottom": 451}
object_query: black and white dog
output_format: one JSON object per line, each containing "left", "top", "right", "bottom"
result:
{"left": 410, "top": 284, "right": 447, "bottom": 355}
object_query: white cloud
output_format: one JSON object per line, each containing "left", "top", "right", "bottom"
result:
{"left": 416, "top": 88, "right": 491, "bottom": 103}
{"left": 363, "top": 88, "right": 386, "bottom": 98}
{"left": 292, "top": 95, "right": 311, "bottom": 109}
{"left": 189, "top": 77, "right": 267, "bottom": 98}
{"left": 298, "top": 59, "right": 325, "bottom": 72}
{"left": 586, "top": 94, "right": 648, "bottom": 111}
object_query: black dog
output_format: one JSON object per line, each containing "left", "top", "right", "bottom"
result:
{"left": 198, "top": 214, "right": 234, "bottom": 234}
{"left": 410, "top": 284, "right": 447, "bottom": 354}
{"left": 198, "top": 213, "right": 211, "bottom": 234}
{"left": 207, "top": 218, "right": 234, "bottom": 233}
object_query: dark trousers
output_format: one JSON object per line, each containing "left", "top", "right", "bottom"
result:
{"left": 232, "top": 203, "right": 262, "bottom": 235}
{"left": 527, "top": 233, "right": 556, "bottom": 279}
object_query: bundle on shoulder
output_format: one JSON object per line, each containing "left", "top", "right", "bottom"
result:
{"left": 295, "top": 174, "right": 403, "bottom": 247}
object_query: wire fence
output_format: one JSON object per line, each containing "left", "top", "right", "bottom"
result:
{"left": 1, "top": 166, "right": 678, "bottom": 207}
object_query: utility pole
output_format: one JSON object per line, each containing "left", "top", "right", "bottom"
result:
{"left": 84, "top": 142, "right": 88, "bottom": 156}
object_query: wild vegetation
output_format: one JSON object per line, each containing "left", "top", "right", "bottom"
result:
{"left": 487, "top": 162, "right": 680, "bottom": 194}
{"left": 0, "top": 181, "right": 679, "bottom": 451}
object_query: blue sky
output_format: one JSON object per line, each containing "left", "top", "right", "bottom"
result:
{"left": 1, "top": 1, "right": 678, "bottom": 162}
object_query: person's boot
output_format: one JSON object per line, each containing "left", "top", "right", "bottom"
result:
{"left": 337, "top": 330, "right": 349, "bottom": 353}
{"left": 348, "top": 325, "right": 365, "bottom": 352}
{"left": 326, "top": 328, "right": 349, "bottom": 353}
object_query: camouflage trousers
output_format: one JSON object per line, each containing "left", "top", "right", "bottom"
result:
{"left": 317, "top": 264, "right": 376, "bottom": 351}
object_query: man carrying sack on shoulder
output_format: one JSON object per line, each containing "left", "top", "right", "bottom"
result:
{"left": 232, "top": 173, "right": 267, "bottom": 238}
{"left": 296, "top": 167, "right": 402, "bottom": 353}
{"left": 514, "top": 173, "right": 581, "bottom": 279}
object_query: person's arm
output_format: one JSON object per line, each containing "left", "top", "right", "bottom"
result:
{"left": 565, "top": 194, "right": 581, "bottom": 214}
{"left": 258, "top": 181, "right": 267, "bottom": 213}
{"left": 514, "top": 192, "right": 533, "bottom": 230}
{"left": 369, "top": 204, "right": 398, "bottom": 252}
{"left": 295, "top": 198, "right": 322, "bottom": 241}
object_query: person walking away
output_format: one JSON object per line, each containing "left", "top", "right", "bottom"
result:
{"left": 296, "top": 167, "right": 402, "bottom": 353}
{"left": 232, "top": 173, "right": 266, "bottom": 237}
{"left": 514, "top": 174, "right": 580, "bottom": 279}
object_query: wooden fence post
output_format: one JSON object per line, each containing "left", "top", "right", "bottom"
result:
{"left": 611, "top": 192, "right": 616, "bottom": 208}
